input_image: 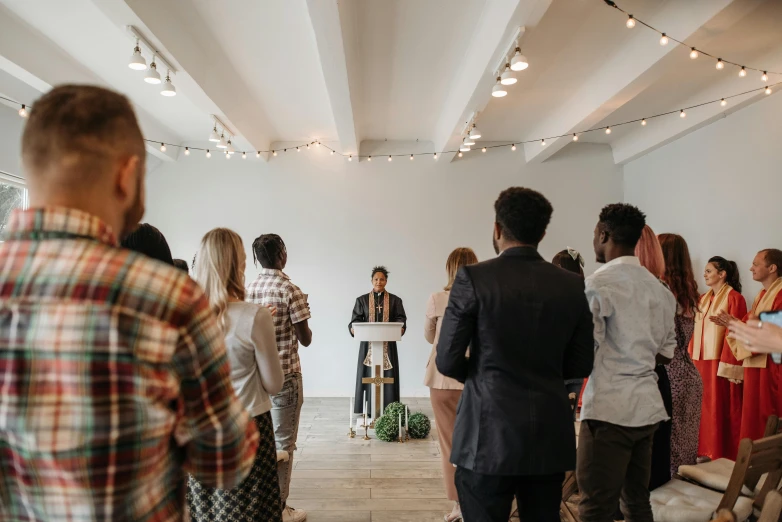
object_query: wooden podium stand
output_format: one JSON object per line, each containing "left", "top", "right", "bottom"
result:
{"left": 353, "top": 322, "right": 403, "bottom": 428}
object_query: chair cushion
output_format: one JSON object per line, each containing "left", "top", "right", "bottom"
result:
{"left": 678, "top": 459, "right": 762, "bottom": 496}
{"left": 650, "top": 479, "right": 754, "bottom": 522}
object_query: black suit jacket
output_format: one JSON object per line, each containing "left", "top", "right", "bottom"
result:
{"left": 436, "top": 246, "right": 594, "bottom": 476}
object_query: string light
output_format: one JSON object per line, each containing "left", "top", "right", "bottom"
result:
{"left": 316, "top": 141, "right": 321, "bottom": 147}
{"left": 271, "top": 150, "right": 275, "bottom": 157}
{"left": 18, "top": 105, "right": 27, "bottom": 118}
{"left": 433, "top": 153, "right": 438, "bottom": 160}
{"left": 296, "top": 147, "right": 300, "bottom": 152}
{"left": 541, "top": 139, "right": 546, "bottom": 146}
{"left": 206, "top": 150, "right": 211, "bottom": 158}
{"left": 641, "top": 119, "right": 647, "bottom": 126}
{"left": 482, "top": 147, "right": 487, "bottom": 152}
{"left": 160, "top": 143, "right": 166, "bottom": 152}
{"left": 720, "top": 98, "right": 727, "bottom": 107}
{"left": 739, "top": 67, "right": 747, "bottom": 78}
{"left": 184, "top": 147, "right": 190, "bottom": 156}
{"left": 388, "top": 155, "right": 392, "bottom": 162}
{"left": 458, "top": 152, "right": 463, "bottom": 158}
{"left": 225, "top": 151, "right": 231, "bottom": 160}
{"left": 626, "top": 15, "right": 635, "bottom": 28}
{"left": 766, "top": 86, "right": 772, "bottom": 95}
{"left": 330, "top": 150, "right": 335, "bottom": 155}
{"left": 572, "top": 134, "right": 579, "bottom": 141}
{"left": 368, "top": 156, "right": 372, "bottom": 162}
{"left": 242, "top": 152, "right": 247, "bottom": 159}
{"left": 306, "top": 143, "right": 310, "bottom": 150}
{"left": 762, "top": 71, "right": 769, "bottom": 82}
{"left": 410, "top": 154, "right": 414, "bottom": 160}
{"left": 680, "top": 109, "right": 686, "bottom": 118}
{"left": 605, "top": 127, "right": 612, "bottom": 134}
{"left": 348, "top": 155, "right": 352, "bottom": 161}
{"left": 659, "top": 33, "right": 668, "bottom": 46}
{"left": 511, "top": 144, "right": 516, "bottom": 151}
{"left": 690, "top": 48, "right": 698, "bottom": 59}
{"left": 716, "top": 59, "right": 724, "bottom": 70}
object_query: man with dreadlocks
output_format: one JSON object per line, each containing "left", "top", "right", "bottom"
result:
{"left": 349, "top": 266, "right": 407, "bottom": 416}
{"left": 247, "top": 233, "right": 312, "bottom": 522}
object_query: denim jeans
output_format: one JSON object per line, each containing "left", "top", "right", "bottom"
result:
{"left": 271, "top": 372, "right": 303, "bottom": 507}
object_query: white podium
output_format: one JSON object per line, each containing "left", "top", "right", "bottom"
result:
{"left": 353, "top": 322, "right": 403, "bottom": 428}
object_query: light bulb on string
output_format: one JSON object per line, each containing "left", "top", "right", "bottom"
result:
{"left": 541, "top": 139, "right": 546, "bottom": 146}
{"left": 296, "top": 147, "right": 300, "bottom": 152}
{"left": 184, "top": 147, "right": 190, "bottom": 156}
{"left": 605, "top": 127, "right": 612, "bottom": 134}
{"left": 482, "top": 147, "right": 487, "bottom": 153}
{"left": 659, "top": 33, "right": 668, "bottom": 46}
{"left": 206, "top": 150, "right": 211, "bottom": 158}
{"left": 458, "top": 152, "right": 463, "bottom": 158}
{"left": 368, "top": 156, "right": 372, "bottom": 162}
{"left": 410, "top": 154, "right": 414, "bottom": 161}
{"left": 641, "top": 119, "right": 647, "bottom": 126}
{"left": 716, "top": 59, "right": 724, "bottom": 70}
{"left": 348, "top": 155, "right": 353, "bottom": 162}
{"left": 270, "top": 151, "right": 275, "bottom": 157}
{"left": 18, "top": 104, "right": 27, "bottom": 118}
{"left": 242, "top": 152, "right": 247, "bottom": 159}
{"left": 572, "top": 134, "right": 579, "bottom": 142}
{"left": 690, "top": 48, "right": 699, "bottom": 59}
{"left": 511, "top": 144, "right": 516, "bottom": 151}
{"left": 330, "top": 150, "right": 334, "bottom": 155}
{"left": 762, "top": 71, "right": 769, "bottom": 82}
{"left": 433, "top": 153, "right": 438, "bottom": 160}
{"left": 739, "top": 67, "right": 747, "bottom": 78}
{"left": 160, "top": 143, "right": 166, "bottom": 152}
{"left": 766, "top": 86, "right": 772, "bottom": 95}
{"left": 626, "top": 15, "right": 635, "bottom": 28}
{"left": 388, "top": 155, "right": 392, "bottom": 162}
{"left": 306, "top": 144, "right": 310, "bottom": 150}
{"left": 316, "top": 141, "right": 321, "bottom": 147}
{"left": 720, "top": 98, "right": 727, "bottom": 107}
{"left": 225, "top": 152, "right": 231, "bottom": 160}
{"left": 680, "top": 109, "right": 686, "bottom": 118}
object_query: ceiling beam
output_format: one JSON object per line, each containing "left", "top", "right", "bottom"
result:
{"left": 92, "top": 0, "right": 276, "bottom": 159}
{"left": 304, "top": 0, "right": 359, "bottom": 157}
{"left": 522, "top": 0, "right": 738, "bottom": 165}
{"left": 432, "top": 0, "right": 553, "bottom": 162}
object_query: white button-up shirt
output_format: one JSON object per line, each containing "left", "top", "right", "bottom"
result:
{"left": 580, "top": 256, "right": 677, "bottom": 427}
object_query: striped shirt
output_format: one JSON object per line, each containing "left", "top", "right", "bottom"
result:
{"left": 0, "top": 207, "right": 258, "bottom": 522}
{"left": 246, "top": 269, "right": 311, "bottom": 374}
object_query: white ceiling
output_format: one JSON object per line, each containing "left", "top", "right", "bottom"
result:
{"left": 0, "top": 0, "right": 779, "bottom": 165}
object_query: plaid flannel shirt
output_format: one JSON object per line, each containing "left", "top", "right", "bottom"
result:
{"left": 0, "top": 207, "right": 259, "bottom": 522}
{"left": 246, "top": 269, "right": 311, "bottom": 374}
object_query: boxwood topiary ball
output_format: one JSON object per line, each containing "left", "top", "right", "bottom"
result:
{"left": 373, "top": 413, "right": 399, "bottom": 442}
{"left": 408, "top": 412, "right": 431, "bottom": 439}
{"left": 383, "top": 401, "right": 407, "bottom": 421}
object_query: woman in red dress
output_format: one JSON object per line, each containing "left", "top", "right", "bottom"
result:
{"left": 689, "top": 256, "right": 747, "bottom": 460}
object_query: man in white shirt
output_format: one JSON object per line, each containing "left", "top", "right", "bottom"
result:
{"left": 577, "top": 203, "right": 677, "bottom": 522}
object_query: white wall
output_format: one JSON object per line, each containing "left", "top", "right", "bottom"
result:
{"left": 0, "top": 109, "right": 24, "bottom": 176}
{"left": 624, "top": 93, "right": 782, "bottom": 299}
{"left": 146, "top": 143, "right": 623, "bottom": 397}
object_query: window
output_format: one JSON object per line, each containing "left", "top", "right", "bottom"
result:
{"left": 0, "top": 174, "right": 27, "bottom": 235}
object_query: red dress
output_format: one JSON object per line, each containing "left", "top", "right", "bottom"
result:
{"left": 689, "top": 287, "right": 746, "bottom": 460}
{"left": 737, "top": 286, "right": 782, "bottom": 442}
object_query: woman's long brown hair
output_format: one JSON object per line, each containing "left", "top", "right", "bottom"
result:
{"left": 658, "top": 233, "right": 700, "bottom": 316}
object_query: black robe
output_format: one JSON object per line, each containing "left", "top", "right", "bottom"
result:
{"left": 349, "top": 291, "right": 406, "bottom": 416}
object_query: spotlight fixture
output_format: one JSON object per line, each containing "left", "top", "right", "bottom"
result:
{"left": 720, "top": 98, "right": 727, "bottom": 107}
{"left": 144, "top": 59, "right": 161, "bottom": 84}
{"left": 463, "top": 136, "right": 475, "bottom": 147}
{"left": 690, "top": 48, "right": 698, "bottom": 59}
{"left": 680, "top": 109, "right": 686, "bottom": 118}
{"left": 206, "top": 150, "right": 211, "bottom": 158}
{"left": 605, "top": 127, "right": 611, "bottom": 134}
{"left": 500, "top": 64, "right": 517, "bottom": 86}
{"left": 18, "top": 105, "right": 27, "bottom": 118}
{"left": 184, "top": 147, "right": 190, "bottom": 156}
{"left": 510, "top": 47, "right": 529, "bottom": 71}
{"left": 482, "top": 147, "right": 487, "bottom": 153}
{"left": 659, "top": 33, "right": 669, "bottom": 46}
{"left": 511, "top": 144, "right": 516, "bottom": 151}
{"left": 716, "top": 59, "right": 724, "bottom": 70}
{"left": 469, "top": 124, "right": 481, "bottom": 140}
{"left": 242, "top": 152, "right": 247, "bottom": 159}
{"left": 459, "top": 144, "right": 470, "bottom": 152}
{"left": 160, "top": 71, "right": 176, "bottom": 96}
{"left": 160, "top": 143, "right": 166, "bottom": 152}
{"left": 209, "top": 125, "right": 220, "bottom": 142}
{"left": 626, "top": 15, "right": 635, "bottom": 28}
{"left": 217, "top": 133, "right": 228, "bottom": 149}
{"left": 128, "top": 38, "right": 147, "bottom": 70}
{"left": 739, "top": 67, "right": 747, "bottom": 78}
{"left": 762, "top": 71, "right": 769, "bottom": 82}
{"left": 491, "top": 77, "right": 508, "bottom": 98}
{"left": 766, "top": 86, "right": 772, "bottom": 95}
{"left": 572, "top": 134, "right": 579, "bottom": 142}
{"left": 641, "top": 119, "right": 647, "bottom": 126}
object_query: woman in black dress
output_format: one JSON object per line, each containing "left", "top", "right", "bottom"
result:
{"left": 349, "top": 266, "right": 407, "bottom": 417}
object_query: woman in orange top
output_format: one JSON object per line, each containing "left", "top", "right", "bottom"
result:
{"left": 689, "top": 256, "right": 747, "bottom": 460}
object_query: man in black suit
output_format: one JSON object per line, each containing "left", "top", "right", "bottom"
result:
{"left": 436, "top": 187, "right": 595, "bottom": 522}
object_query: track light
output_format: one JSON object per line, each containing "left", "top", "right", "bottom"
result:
{"left": 160, "top": 71, "right": 176, "bottom": 96}
{"left": 144, "top": 59, "right": 161, "bottom": 84}
{"left": 690, "top": 48, "right": 698, "bottom": 59}
{"left": 716, "top": 59, "right": 724, "bottom": 70}
{"left": 128, "top": 39, "right": 147, "bottom": 70}
{"left": 459, "top": 144, "right": 470, "bottom": 152}
{"left": 720, "top": 98, "right": 727, "bottom": 107}
{"left": 469, "top": 124, "right": 481, "bottom": 139}
{"left": 491, "top": 77, "right": 507, "bottom": 98}
{"left": 680, "top": 109, "right": 686, "bottom": 118}
{"left": 510, "top": 47, "right": 528, "bottom": 71}
{"left": 217, "top": 133, "right": 228, "bottom": 149}
{"left": 209, "top": 125, "right": 220, "bottom": 142}
{"left": 572, "top": 134, "right": 578, "bottom": 141}
{"left": 226, "top": 139, "right": 235, "bottom": 154}
{"left": 605, "top": 127, "right": 611, "bottom": 134}
{"left": 206, "top": 150, "right": 211, "bottom": 158}
{"left": 500, "top": 64, "right": 517, "bottom": 86}
{"left": 18, "top": 105, "right": 27, "bottom": 118}
{"left": 160, "top": 143, "right": 166, "bottom": 152}
{"left": 762, "top": 71, "right": 768, "bottom": 82}
{"left": 739, "top": 67, "right": 747, "bottom": 78}
{"left": 463, "top": 136, "right": 475, "bottom": 147}
{"left": 184, "top": 147, "right": 190, "bottom": 156}
{"left": 626, "top": 15, "right": 635, "bottom": 28}
{"left": 659, "top": 33, "right": 668, "bottom": 46}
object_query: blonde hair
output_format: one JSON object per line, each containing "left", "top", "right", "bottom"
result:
{"left": 445, "top": 247, "right": 479, "bottom": 290}
{"left": 194, "top": 228, "right": 246, "bottom": 329}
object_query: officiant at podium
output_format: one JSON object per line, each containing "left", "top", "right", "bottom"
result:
{"left": 350, "top": 266, "right": 407, "bottom": 415}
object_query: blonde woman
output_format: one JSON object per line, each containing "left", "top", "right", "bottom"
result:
{"left": 424, "top": 247, "right": 479, "bottom": 522}
{"left": 187, "top": 228, "right": 285, "bottom": 522}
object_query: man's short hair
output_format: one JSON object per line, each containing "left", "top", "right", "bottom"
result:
{"left": 598, "top": 203, "right": 647, "bottom": 248}
{"left": 494, "top": 187, "right": 553, "bottom": 246}
{"left": 121, "top": 224, "right": 174, "bottom": 266}
{"left": 761, "top": 249, "right": 782, "bottom": 271}
{"left": 252, "top": 234, "right": 286, "bottom": 268}
{"left": 22, "top": 85, "right": 145, "bottom": 182}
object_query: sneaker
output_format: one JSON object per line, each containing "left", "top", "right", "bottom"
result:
{"left": 282, "top": 505, "right": 307, "bottom": 522}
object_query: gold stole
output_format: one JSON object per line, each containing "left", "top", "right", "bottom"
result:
{"left": 692, "top": 284, "right": 732, "bottom": 361}
{"left": 362, "top": 292, "right": 393, "bottom": 370}
{"left": 728, "top": 278, "right": 782, "bottom": 369}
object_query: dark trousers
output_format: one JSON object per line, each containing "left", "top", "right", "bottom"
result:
{"left": 577, "top": 420, "right": 658, "bottom": 522}
{"left": 455, "top": 467, "right": 564, "bottom": 522}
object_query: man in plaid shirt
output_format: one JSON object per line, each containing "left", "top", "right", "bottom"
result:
{"left": 0, "top": 85, "right": 258, "bottom": 521}
{"left": 247, "top": 234, "right": 312, "bottom": 522}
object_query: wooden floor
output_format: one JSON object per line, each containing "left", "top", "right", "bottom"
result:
{"left": 289, "top": 397, "right": 452, "bottom": 522}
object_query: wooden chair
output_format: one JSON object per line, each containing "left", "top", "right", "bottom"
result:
{"left": 678, "top": 415, "right": 780, "bottom": 494}
{"left": 560, "top": 471, "right": 579, "bottom": 522}
{"left": 651, "top": 432, "right": 782, "bottom": 521}
{"left": 758, "top": 490, "right": 782, "bottom": 522}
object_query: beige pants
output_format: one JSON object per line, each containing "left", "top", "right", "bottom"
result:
{"left": 430, "top": 387, "right": 463, "bottom": 501}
